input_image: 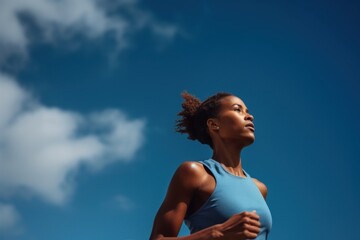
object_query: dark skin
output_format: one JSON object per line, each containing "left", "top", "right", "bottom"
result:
{"left": 150, "top": 96, "right": 268, "bottom": 240}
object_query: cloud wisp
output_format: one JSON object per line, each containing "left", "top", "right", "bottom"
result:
{"left": 0, "top": 73, "right": 146, "bottom": 205}
{"left": 0, "top": 203, "right": 21, "bottom": 235}
{"left": 114, "top": 194, "right": 135, "bottom": 211}
{"left": 0, "top": 0, "right": 178, "bottom": 67}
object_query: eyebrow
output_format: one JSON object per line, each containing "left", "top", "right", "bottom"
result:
{"left": 232, "top": 104, "right": 249, "bottom": 113}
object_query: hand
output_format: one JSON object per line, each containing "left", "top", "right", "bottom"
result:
{"left": 216, "top": 211, "right": 261, "bottom": 240}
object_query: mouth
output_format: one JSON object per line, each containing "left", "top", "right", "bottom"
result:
{"left": 245, "top": 123, "right": 255, "bottom": 132}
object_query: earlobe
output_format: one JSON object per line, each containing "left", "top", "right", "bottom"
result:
{"left": 207, "top": 118, "right": 220, "bottom": 131}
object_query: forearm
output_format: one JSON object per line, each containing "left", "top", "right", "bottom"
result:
{"left": 153, "top": 224, "right": 223, "bottom": 240}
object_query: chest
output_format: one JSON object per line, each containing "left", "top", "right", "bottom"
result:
{"left": 189, "top": 175, "right": 272, "bottom": 230}
{"left": 210, "top": 178, "right": 273, "bottom": 231}
{"left": 188, "top": 174, "right": 267, "bottom": 217}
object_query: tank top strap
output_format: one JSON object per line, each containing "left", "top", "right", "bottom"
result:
{"left": 199, "top": 158, "right": 227, "bottom": 179}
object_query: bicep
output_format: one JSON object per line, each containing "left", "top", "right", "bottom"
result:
{"left": 150, "top": 195, "right": 189, "bottom": 238}
{"left": 150, "top": 162, "right": 201, "bottom": 239}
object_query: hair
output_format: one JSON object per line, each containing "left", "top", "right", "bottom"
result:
{"left": 175, "top": 91, "right": 233, "bottom": 148}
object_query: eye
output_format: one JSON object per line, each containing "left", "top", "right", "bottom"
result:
{"left": 234, "top": 108, "right": 241, "bottom": 112}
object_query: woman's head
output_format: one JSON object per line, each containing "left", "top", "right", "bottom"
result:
{"left": 176, "top": 91, "right": 255, "bottom": 149}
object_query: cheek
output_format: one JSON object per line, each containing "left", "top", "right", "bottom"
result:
{"left": 220, "top": 115, "right": 244, "bottom": 131}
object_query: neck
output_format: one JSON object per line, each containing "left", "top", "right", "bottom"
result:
{"left": 211, "top": 140, "right": 245, "bottom": 177}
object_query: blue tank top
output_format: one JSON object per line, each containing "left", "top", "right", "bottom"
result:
{"left": 184, "top": 158, "right": 272, "bottom": 239}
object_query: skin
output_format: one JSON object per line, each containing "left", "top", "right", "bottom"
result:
{"left": 150, "top": 96, "right": 268, "bottom": 240}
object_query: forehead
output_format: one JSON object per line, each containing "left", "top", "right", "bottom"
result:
{"left": 220, "top": 95, "right": 246, "bottom": 108}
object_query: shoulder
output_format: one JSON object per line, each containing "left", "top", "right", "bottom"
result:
{"left": 172, "top": 161, "right": 208, "bottom": 188}
{"left": 252, "top": 178, "right": 268, "bottom": 200}
{"left": 176, "top": 161, "right": 204, "bottom": 174}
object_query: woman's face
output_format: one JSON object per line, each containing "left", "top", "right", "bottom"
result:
{"left": 211, "top": 95, "right": 255, "bottom": 146}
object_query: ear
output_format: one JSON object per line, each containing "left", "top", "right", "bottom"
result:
{"left": 207, "top": 118, "right": 220, "bottom": 131}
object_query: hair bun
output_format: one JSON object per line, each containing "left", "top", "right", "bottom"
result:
{"left": 175, "top": 91, "right": 233, "bottom": 148}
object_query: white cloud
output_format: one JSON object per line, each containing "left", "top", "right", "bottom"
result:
{"left": 0, "top": 73, "right": 146, "bottom": 205}
{"left": 114, "top": 194, "right": 135, "bottom": 211}
{"left": 0, "top": 0, "right": 178, "bottom": 65}
{"left": 0, "top": 203, "right": 21, "bottom": 234}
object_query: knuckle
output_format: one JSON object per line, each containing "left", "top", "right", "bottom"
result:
{"left": 248, "top": 232, "right": 258, "bottom": 239}
{"left": 244, "top": 217, "right": 251, "bottom": 223}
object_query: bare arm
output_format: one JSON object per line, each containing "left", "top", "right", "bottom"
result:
{"left": 150, "top": 162, "right": 261, "bottom": 240}
{"left": 149, "top": 162, "right": 204, "bottom": 239}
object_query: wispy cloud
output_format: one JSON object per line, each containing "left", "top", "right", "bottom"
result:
{"left": 114, "top": 194, "right": 135, "bottom": 211}
{"left": 0, "top": 0, "right": 178, "bottom": 67}
{"left": 0, "top": 203, "right": 21, "bottom": 235}
{"left": 0, "top": 73, "right": 146, "bottom": 205}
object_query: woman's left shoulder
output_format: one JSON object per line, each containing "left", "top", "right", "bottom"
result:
{"left": 251, "top": 178, "right": 268, "bottom": 200}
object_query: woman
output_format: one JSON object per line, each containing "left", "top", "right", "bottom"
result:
{"left": 149, "top": 92, "right": 272, "bottom": 240}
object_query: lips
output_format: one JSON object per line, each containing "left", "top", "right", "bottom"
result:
{"left": 245, "top": 123, "right": 255, "bottom": 132}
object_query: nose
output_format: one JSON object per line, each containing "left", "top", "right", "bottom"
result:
{"left": 245, "top": 113, "right": 254, "bottom": 121}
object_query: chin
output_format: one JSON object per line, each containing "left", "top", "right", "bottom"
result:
{"left": 233, "top": 135, "right": 255, "bottom": 148}
{"left": 243, "top": 135, "right": 255, "bottom": 147}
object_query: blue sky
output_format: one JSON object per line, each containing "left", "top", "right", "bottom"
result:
{"left": 0, "top": 0, "right": 359, "bottom": 239}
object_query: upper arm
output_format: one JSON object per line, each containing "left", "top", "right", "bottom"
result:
{"left": 150, "top": 162, "right": 204, "bottom": 239}
{"left": 252, "top": 178, "right": 268, "bottom": 200}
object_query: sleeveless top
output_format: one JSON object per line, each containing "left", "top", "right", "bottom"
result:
{"left": 184, "top": 158, "right": 272, "bottom": 239}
